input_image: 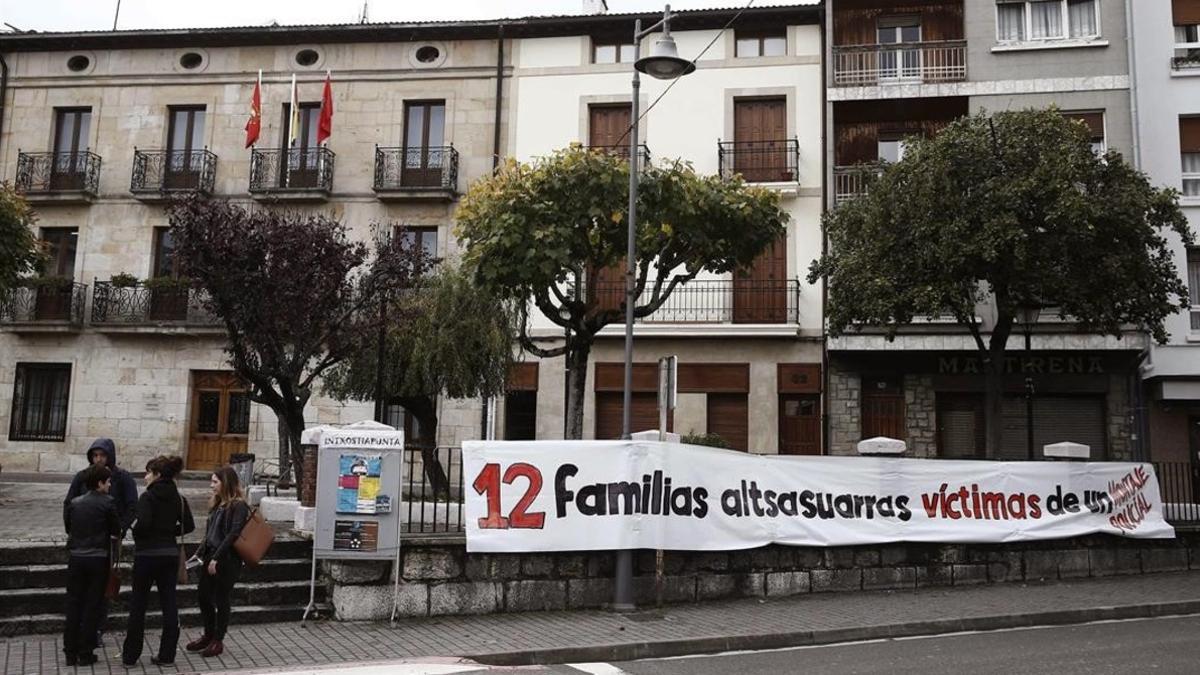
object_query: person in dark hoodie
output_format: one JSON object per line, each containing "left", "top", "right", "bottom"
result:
{"left": 65, "top": 439, "right": 138, "bottom": 534}
{"left": 62, "top": 464, "right": 120, "bottom": 667}
{"left": 121, "top": 455, "right": 194, "bottom": 668}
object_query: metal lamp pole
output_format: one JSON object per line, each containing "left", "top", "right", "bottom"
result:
{"left": 615, "top": 4, "right": 695, "bottom": 612}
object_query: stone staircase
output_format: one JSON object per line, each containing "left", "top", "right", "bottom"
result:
{"left": 0, "top": 533, "right": 326, "bottom": 637}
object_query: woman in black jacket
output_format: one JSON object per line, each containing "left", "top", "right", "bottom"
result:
{"left": 186, "top": 465, "right": 250, "bottom": 658}
{"left": 121, "top": 456, "right": 194, "bottom": 668}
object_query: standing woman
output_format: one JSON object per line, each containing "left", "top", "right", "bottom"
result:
{"left": 122, "top": 456, "right": 194, "bottom": 668}
{"left": 187, "top": 466, "right": 250, "bottom": 658}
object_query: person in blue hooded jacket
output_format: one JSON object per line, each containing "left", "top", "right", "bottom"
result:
{"left": 65, "top": 439, "right": 139, "bottom": 534}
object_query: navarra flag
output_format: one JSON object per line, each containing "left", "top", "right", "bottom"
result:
{"left": 244, "top": 70, "right": 262, "bottom": 148}
{"left": 317, "top": 71, "right": 333, "bottom": 145}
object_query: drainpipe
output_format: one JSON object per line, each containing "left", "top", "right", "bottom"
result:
{"left": 1131, "top": 347, "right": 1151, "bottom": 462}
{"left": 1, "top": 53, "right": 9, "bottom": 167}
{"left": 1125, "top": 0, "right": 1141, "bottom": 169}
{"left": 819, "top": 5, "right": 831, "bottom": 456}
{"left": 493, "top": 23, "right": 505, "bottom": 170}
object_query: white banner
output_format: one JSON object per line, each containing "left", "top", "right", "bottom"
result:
{"left": 463, "top": 440, "right": 1175, "bottom": 552}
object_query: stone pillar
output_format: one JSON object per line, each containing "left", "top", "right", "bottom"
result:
{"left": 300, "top": 444, "right": 318, "bottom": 507}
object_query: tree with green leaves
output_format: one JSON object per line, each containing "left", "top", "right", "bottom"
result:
{"left": 322, "top": 264, "right": 517, "bottom": 492}
{"left": 809, "top": 108, "right": 1193, "bottom": 456}
{"left": 457, "top": 146, "right": 789, "bottom": 439}
{"left": 0, "top": 184, "right": 43, "bottom": 296}
{"left": 168, "top": 198, "right": 427, "bottom": 486}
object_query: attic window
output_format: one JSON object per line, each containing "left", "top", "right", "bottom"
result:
{"left": 295, "top": 49, "right": 320, "bottom": 66}
{"left": 415, "top": 45, "right": 440, "bottom": 63}
{"left": 179, "top": 52, "right": 203, "bottom": 69}
{"left": 67, "top": 55, "right": 91, "bottom": 72}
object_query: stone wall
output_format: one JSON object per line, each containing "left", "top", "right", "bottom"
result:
{"left": 325, "top": 530, "right": 1200, "bottom": 620}
{"left": 827, "top": 363, "right": 860, "bottom": 456}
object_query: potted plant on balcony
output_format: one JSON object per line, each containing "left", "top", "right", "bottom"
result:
{"left": 25, "top": 275, "right": 74, "bottom": 321}
{"left": 110, "top": 272, "right": 139, "bottom": 288}
{"left": 144, "top": 275, "right": 190, "bottom": 321}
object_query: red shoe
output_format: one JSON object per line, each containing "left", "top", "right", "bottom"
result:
{"left": 201, "top": 640, "right": 224, "bottom": 658}
{"left": 186, "top": 634, "right": 212, "bottom": 652}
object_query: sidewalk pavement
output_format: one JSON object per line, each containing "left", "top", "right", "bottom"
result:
{"left": 4, "top": 570, "right": 1200, "bottom": 675}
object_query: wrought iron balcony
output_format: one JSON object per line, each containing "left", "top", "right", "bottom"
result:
{"left": 131, "top": 148, "right": 217, "bottom": 197}
{"left": 589, "top": 279, "right": 800, "bottom": 325}
{"left": 91, "top": 281, "right": 220, "bottom": 328}
{"left": 585, "top": 144, "right": 651, "bottom": 167}
{"left": 15, "top": 151, "right": 101, "bottom": 200}
{"left": 833, "top": 164, "right": 884, "bottom": 204}
{"left": 718, "top": 139, "right": 800, "bottom": 183}
{"left": 249, "top": 146, "right": 334, "bottom": 198}
{"left": 832, "top": 40, "right": 967, "bottom": 87}
{"left": 0, "top": 282, "right": 87, "bottom": 328}
{"left": 373, "top": 146, "right": 458, "bottom": 200}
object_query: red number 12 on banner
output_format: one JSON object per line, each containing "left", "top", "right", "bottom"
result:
{"left": 472, "top": 463, "right": 546, "bottom": 530}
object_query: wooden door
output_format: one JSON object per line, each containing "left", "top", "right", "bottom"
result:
{"left": 733, "top": 98, "right": 787, "bottom": 182}
{"left": 861, "top": 376, "right": 905, "bottom": 440}
{"left": 595, "top": 391, "right": 672, "bottom": 439}
{"left": 733, "top": 237, "right": 787, "bottom": 323}
{"left": 936, "top": 393, "right": 984, "bottom": 459}
{"left": 779, "top": 394, "right": 820, "bottom": 455}
{"left": 51, "top": 108, "right": 91, "bottom": 190}
{"left": 187, "top": 371, "right": 250, "bottom": 470}
{"left": 283, "top": 103, "right": 321, "bottom": 188}
{"left": 707, "top": 393, "right": 748, "bottom": 451}
{"left": 589, "top": 104, "right": 632, "bottom": 154}
{"left": 402, "top": 101, "right": 447, "bottom": 187}
{"left": 165, "top": 106, "right": 206, "bottom": 190}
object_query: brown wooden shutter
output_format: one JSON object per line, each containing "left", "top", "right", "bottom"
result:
{"left": 1175, "top": 0, "right": 1200, "bottom": 25}
{"left": 1063, "top": 112, "right": 1104, "bottom": 142}
{"left": 707, "top": 393, "right": 748, "bottom": 451}
{"left": 733, "top": 98, "right": 788, "bottom": 182}
{"left": 936, "top": 393, "right": 984, "bottom": 459}
{"left": 588, "top": 104, "right": 631, "bottom": 149}
{"left": 778, "top": 364, "right": 821, "bottom": 394}
{"left": 507, "top": 363, "right": 539, "bottom": 392}
{"left": 733, "top": 237, "right": 788, "bottom": 323}
{"left": 1181, "top": 117, "right": 1200, "bottom": 153}
{"left": 595, "top": 391, "right": 672, "bottom": 439}
{"left": 588, "top": 262, "right": 626, "bottom": 315}
{"left": 861, "top": 376, "right": 906, "bottom": 440}
{"left": 677, "top": 363, "right": 750, "bottom": 393}
{"left": 594, "top": 363, "right": 658, "bottom": 392}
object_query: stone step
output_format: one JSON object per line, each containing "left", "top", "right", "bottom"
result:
{"left": 0, "top": 536, "right": 312, "bottom": 566}
{"left": 0, "top": 557, "right": 313, "bottom": 590}
{"left": 0, "top": 580, "right": 321, "bottom": 618}
{"left": 0, "top": 603, "right": 331, "bottom": 638}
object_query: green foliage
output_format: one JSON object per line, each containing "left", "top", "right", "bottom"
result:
{"left": 322, "top": 264, "right": 518, "bottom": 404}
{"left": 143, "top": 275, "right": 191, "bottom": 290}
{"left": 22, "top": 275, "right": 73, "bottom": 289}
{"left": 109, "top": 272, "right": 140, "bottom": 288}
{"left": 681, "top": 432, "right": 731, "bottom": 449}
{"left": 809, "top": 108, "right": 1193, "bottom": 345}
{"left": 0, "top": 184, "right": 44, "bottom": 295}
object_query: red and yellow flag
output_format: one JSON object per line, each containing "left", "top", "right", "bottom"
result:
{"left": 317, "top": 71, "right": 334, "bottom": 145}
{"left": 244, "top": 70, "right": 262, "bottom": 148}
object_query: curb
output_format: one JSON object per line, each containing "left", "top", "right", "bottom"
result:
{"left": 467, "top": 599, "right": 1200, "bottom": 666}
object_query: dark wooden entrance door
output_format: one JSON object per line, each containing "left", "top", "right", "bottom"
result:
{"left": 779, "top": 394, "right": 820, "bottom": 455}
{"left": 589, "top": 104, "right": 632, "bottom": 153}
{"left": 861, "top": 376, "right": 905, "bottom": 440}
{"left": 733, "top": 98, "right": 787, "bottom": 182}
{"left": 187, "top": 371, "right": 250, "bottom": 471}
{"left": 733, "top": 237, "right": 787, "bottom": 323}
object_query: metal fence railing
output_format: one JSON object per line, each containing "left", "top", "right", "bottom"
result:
{"left": 91, "top": 281, "right": 220, "bottom": 327}
{"left": 403, "top": 446, "right": 465, "bottom": 535}
{"left": 16, "top": 151, "right": 102, "bottom": 196}
{"left": 249, "top": 146, "right": 335, "bottom": 194}
{"left": 373, "top": 145, "right": 459, "bottom": 194}
{"left": 0, "top": 282, "right": 88, "bottom": 326}
{"left": 1153, "top": 461, "right": 1200, "bottom": 525}
{"left": 832, "top": 40, "right": 967, "bottom": 87}
{"left": 718, "top": 138, "right": 800, "bottom": 183}
{"left": 131, "top": 148, "right": 217, "bottom": 195}
{"left": 589, "top": 279, "right": 801, "bottom": 325}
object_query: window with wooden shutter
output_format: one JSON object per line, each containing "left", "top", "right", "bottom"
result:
{"left": 1175, "top": 0, "right": 1200, "bottom": 26}
{"left": 732, "top": 98, "right": 789, "bottom": 182}
{"left": 1187, "top": 248, "right": 1200, "bottom": 331}
{"left": 733, "top": 237, "right": 788, "bottom": 323}
{"left": 1062, "top": 111, "right": 1105, "bottom": 154}
{"left": 1181, "top": 117, "right": 1200, "bottom": 196}
{"left": 588, "top": 104, "right": 632, "bottom": 154}
{"left": 707, "top": 393, "right": 748, "bottom": 451}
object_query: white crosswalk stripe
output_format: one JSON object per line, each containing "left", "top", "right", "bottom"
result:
{"left": 566, "top": 664, "right": 627, "bottom": 675}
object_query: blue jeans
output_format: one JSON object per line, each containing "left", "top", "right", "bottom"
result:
{"left": 121, "top": 555, "right": 179, "bottom": 663}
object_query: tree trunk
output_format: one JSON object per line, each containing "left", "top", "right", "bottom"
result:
{"left": 276, "top": 417, "right": 294, "bottom": 485}
{"left": 284, "top": 407, "right": 307, "bottom": 490}
{"left": 565, "top": 340, "right": 591, "bottom": 440}
{"left": 981, "top": 316, "right": 1014, "bottom": 458}
{"left": 395, "top": 395, "right": 449, "bottom": 497}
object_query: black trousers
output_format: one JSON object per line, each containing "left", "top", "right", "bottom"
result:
{"left": 122, "top": 555, "right": 180, "bottom": 663}
{"left": 63, "top": 556, "right": 108, "bottom": 657}
{"left": 198, "top": 554, "right": 242, "bottom": 640}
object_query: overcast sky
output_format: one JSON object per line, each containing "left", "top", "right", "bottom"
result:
{"left": 0, "top": 0, "right": 810, "bottom": 33}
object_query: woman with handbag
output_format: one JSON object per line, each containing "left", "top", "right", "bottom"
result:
{"left": 121, "top": 456, "right": 194, "bottom": 668}
{"left": 186, "top": 465, "right": 250, "bottom": 658}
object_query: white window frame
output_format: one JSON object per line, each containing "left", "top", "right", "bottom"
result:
{"left": 994, "top": 0, "right": 1101, "bottom": 45}
{"left": 1182, "top": 153, "right": 1200, "bottom": 198}
{"left": 1188, "top": 248, "right": 1200, "bottom": 332}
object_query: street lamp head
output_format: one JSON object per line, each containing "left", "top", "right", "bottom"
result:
{"left": 635, "top": 33, "right": 695, "bottom": 80}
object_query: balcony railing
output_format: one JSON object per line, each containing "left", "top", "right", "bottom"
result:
{"left": 131, "top": 148, "right": 217, "bottom": 196}
{"left": 590, "top": 279, "right": 800, "bottom": 324}
{"left": 833, "top": 164, "right": 884, "bottom": 204}
{"left": 249, "top": 146, "right": 334, "bottom": 195}
{"left": 15, "top": 151, "right": 101, "bottom": 196}
{"left": 91, "top": 281, "right": 220, "bottom": 327}
{"left": 373, "top": 146, "right": 458, "bottom": 195}
{"left": 0, "top": 282, "right": 87, "bottom": 326}
{"left": 718, "top": 139, "right": 800, "bottom": 183}
{"left": 585, "top": 144, "right": 651, "bottom": 168}
{"left": 832, "top": 41, "right": 967, "bottom": 87}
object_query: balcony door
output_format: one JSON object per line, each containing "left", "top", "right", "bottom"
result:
{"left": 402, "top": 101, "right": 446, "bottom": 188}
{"left": 36, "top": 228, "right": 78, "bottom": 321}
{"left": 166, "top": 106, "right": 206, "bottom": 189}
{"left": 733, "top": 237, "right": 787, "bottom": 323}
{"left": 282, "top": 102, "right": 321, "bottom": 188}
{"left": 51, "top": 108, "right": 91, "bottom": 190}
{"left": 877, "top": 18, "right": 922, "bottom": 82}
{"left": 733, "top": 98, "right": 788, "bottom": 182}
{"left": 187, "top": 371, "right": 250, "bottom": 471}
{"left": 589, "top": 104, "right": 632, "bottom": 154}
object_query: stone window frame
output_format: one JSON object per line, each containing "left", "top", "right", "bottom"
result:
{"left": 9, "top": 363, "right": 73, "bottom": 443}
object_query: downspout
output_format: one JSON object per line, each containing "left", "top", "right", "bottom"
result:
{"left": 1125, "top": 0, "right": 1141, "bottom": 168}
{"left": 1131, "top": 347, "right": 1151, "bottom": 462}
{"left": 481, "top": 22, "right": 506, "bottom": 441}
{"left": 1, "top": 53, "right": 9, "bottom": 169}
{"left": 819, "top": 6, "right": 831, "bottom": 456}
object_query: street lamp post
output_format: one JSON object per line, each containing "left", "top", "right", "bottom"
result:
{"left": 615, "top": 4, "right": 695, "bottom": 612}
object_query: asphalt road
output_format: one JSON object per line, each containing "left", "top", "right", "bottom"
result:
{"left": 612, "top": 614, "right": 1200, "bottom": 675}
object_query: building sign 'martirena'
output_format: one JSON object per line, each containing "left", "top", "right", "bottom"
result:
{"left": 938, "top": 356, "right": 1105, "bottom": 376}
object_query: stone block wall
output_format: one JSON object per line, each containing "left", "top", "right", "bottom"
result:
{"left": 827, "top": 363, "right": 860, "bottom": 456}
{"left": 325, "top": 530, "right": 1200, "bottom": 620}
